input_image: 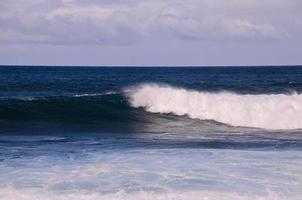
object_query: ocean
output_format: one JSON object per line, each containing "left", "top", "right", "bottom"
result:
{"left": 0, "top": 66, "right": 302, "bottom": 200}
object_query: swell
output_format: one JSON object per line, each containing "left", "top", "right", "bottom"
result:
{"left": 0, "top": 93, "right": 142, "bottom": 133}
{"left": 2, "top": 84, "right": 302, "bottom": 132}
{"left": 0, "top": 92, "right": 206, "bottom": 134}
{"left": 127, "top": 83, "right": 302, "bottom": 130}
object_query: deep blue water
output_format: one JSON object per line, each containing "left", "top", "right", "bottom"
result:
{"left": 1, "top": 66, "right": 302, "bottom": 131}
{"left": 0, "top": 66, "right": 302, "bottom": 200}
{"left": 1, "top": 66, "right": 302, "bottom": 97}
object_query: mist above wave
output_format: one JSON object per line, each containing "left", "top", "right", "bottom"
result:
{"left": 127, "top": 84, "right": 302, "bottom": 130}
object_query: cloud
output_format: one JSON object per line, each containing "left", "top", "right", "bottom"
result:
{"left": 0, "top": 0, "right": 301, "bottom": 45}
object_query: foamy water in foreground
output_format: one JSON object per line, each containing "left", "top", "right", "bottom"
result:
{"left": 0, "top": 135, "right": 302, "bottom": 200}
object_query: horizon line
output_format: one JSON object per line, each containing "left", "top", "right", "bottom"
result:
{"left": 0, "top": 64, "right": 302, "bottom": 68}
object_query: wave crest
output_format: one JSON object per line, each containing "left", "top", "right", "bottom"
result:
{"left": 127, "top": 84, "right": 302, "bottom": 130}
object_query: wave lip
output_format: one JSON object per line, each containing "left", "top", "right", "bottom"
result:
{"left": 127, "top": 83, "right": 302, "bottom": 130}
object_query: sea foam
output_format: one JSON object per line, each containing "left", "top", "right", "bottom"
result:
{"left": 127, "top": 84, "right": 302, "bottom": 130}
{"left": 0, "top": 189, "right": 286, "bottom": 200}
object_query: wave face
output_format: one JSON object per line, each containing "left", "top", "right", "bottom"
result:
{"left": 128, "top": 84, "right": 302, "bottom": 130}
{"left": 0, "top": 93, "right": 142, "bottom": 133}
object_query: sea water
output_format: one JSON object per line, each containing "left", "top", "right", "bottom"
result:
{"left": 0, "top": 66, "right": 302, "bottom": 199}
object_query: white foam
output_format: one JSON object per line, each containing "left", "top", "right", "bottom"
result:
{"left": 0, "top": 189, "right": 287, "bottom": 200}
{"left": 1, "top": 148, "right": 301, "bottom": 200}
{"left": 127, "top": 84, "right": 302, "bottom": 130}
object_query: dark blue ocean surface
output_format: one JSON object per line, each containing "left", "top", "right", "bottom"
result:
{"left": 1, "top": 66, "right": 302, "bottom": 97}
{"left": 0, "top": 66, "right": 302, "bottom": 131}
{"left": 0, "top": 66, "right": 302, "bottom": 200}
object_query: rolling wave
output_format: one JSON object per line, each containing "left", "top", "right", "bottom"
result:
{"left": 127, "top": 84, "right": 302, "bottom": 130}
{"left": 0, "top": 93, "right": 136, "bottom": 132}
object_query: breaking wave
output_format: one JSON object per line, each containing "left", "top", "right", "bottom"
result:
{"left": 127, "top": 84, "right": 302, "bottom": 130}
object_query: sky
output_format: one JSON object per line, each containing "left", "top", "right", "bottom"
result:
{"left": 0, "top": 0, "right": 302, "bottom": 66}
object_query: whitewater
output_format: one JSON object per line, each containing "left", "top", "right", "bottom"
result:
{"left": 127, "top": 84, "right": 302, "bottom": 130}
